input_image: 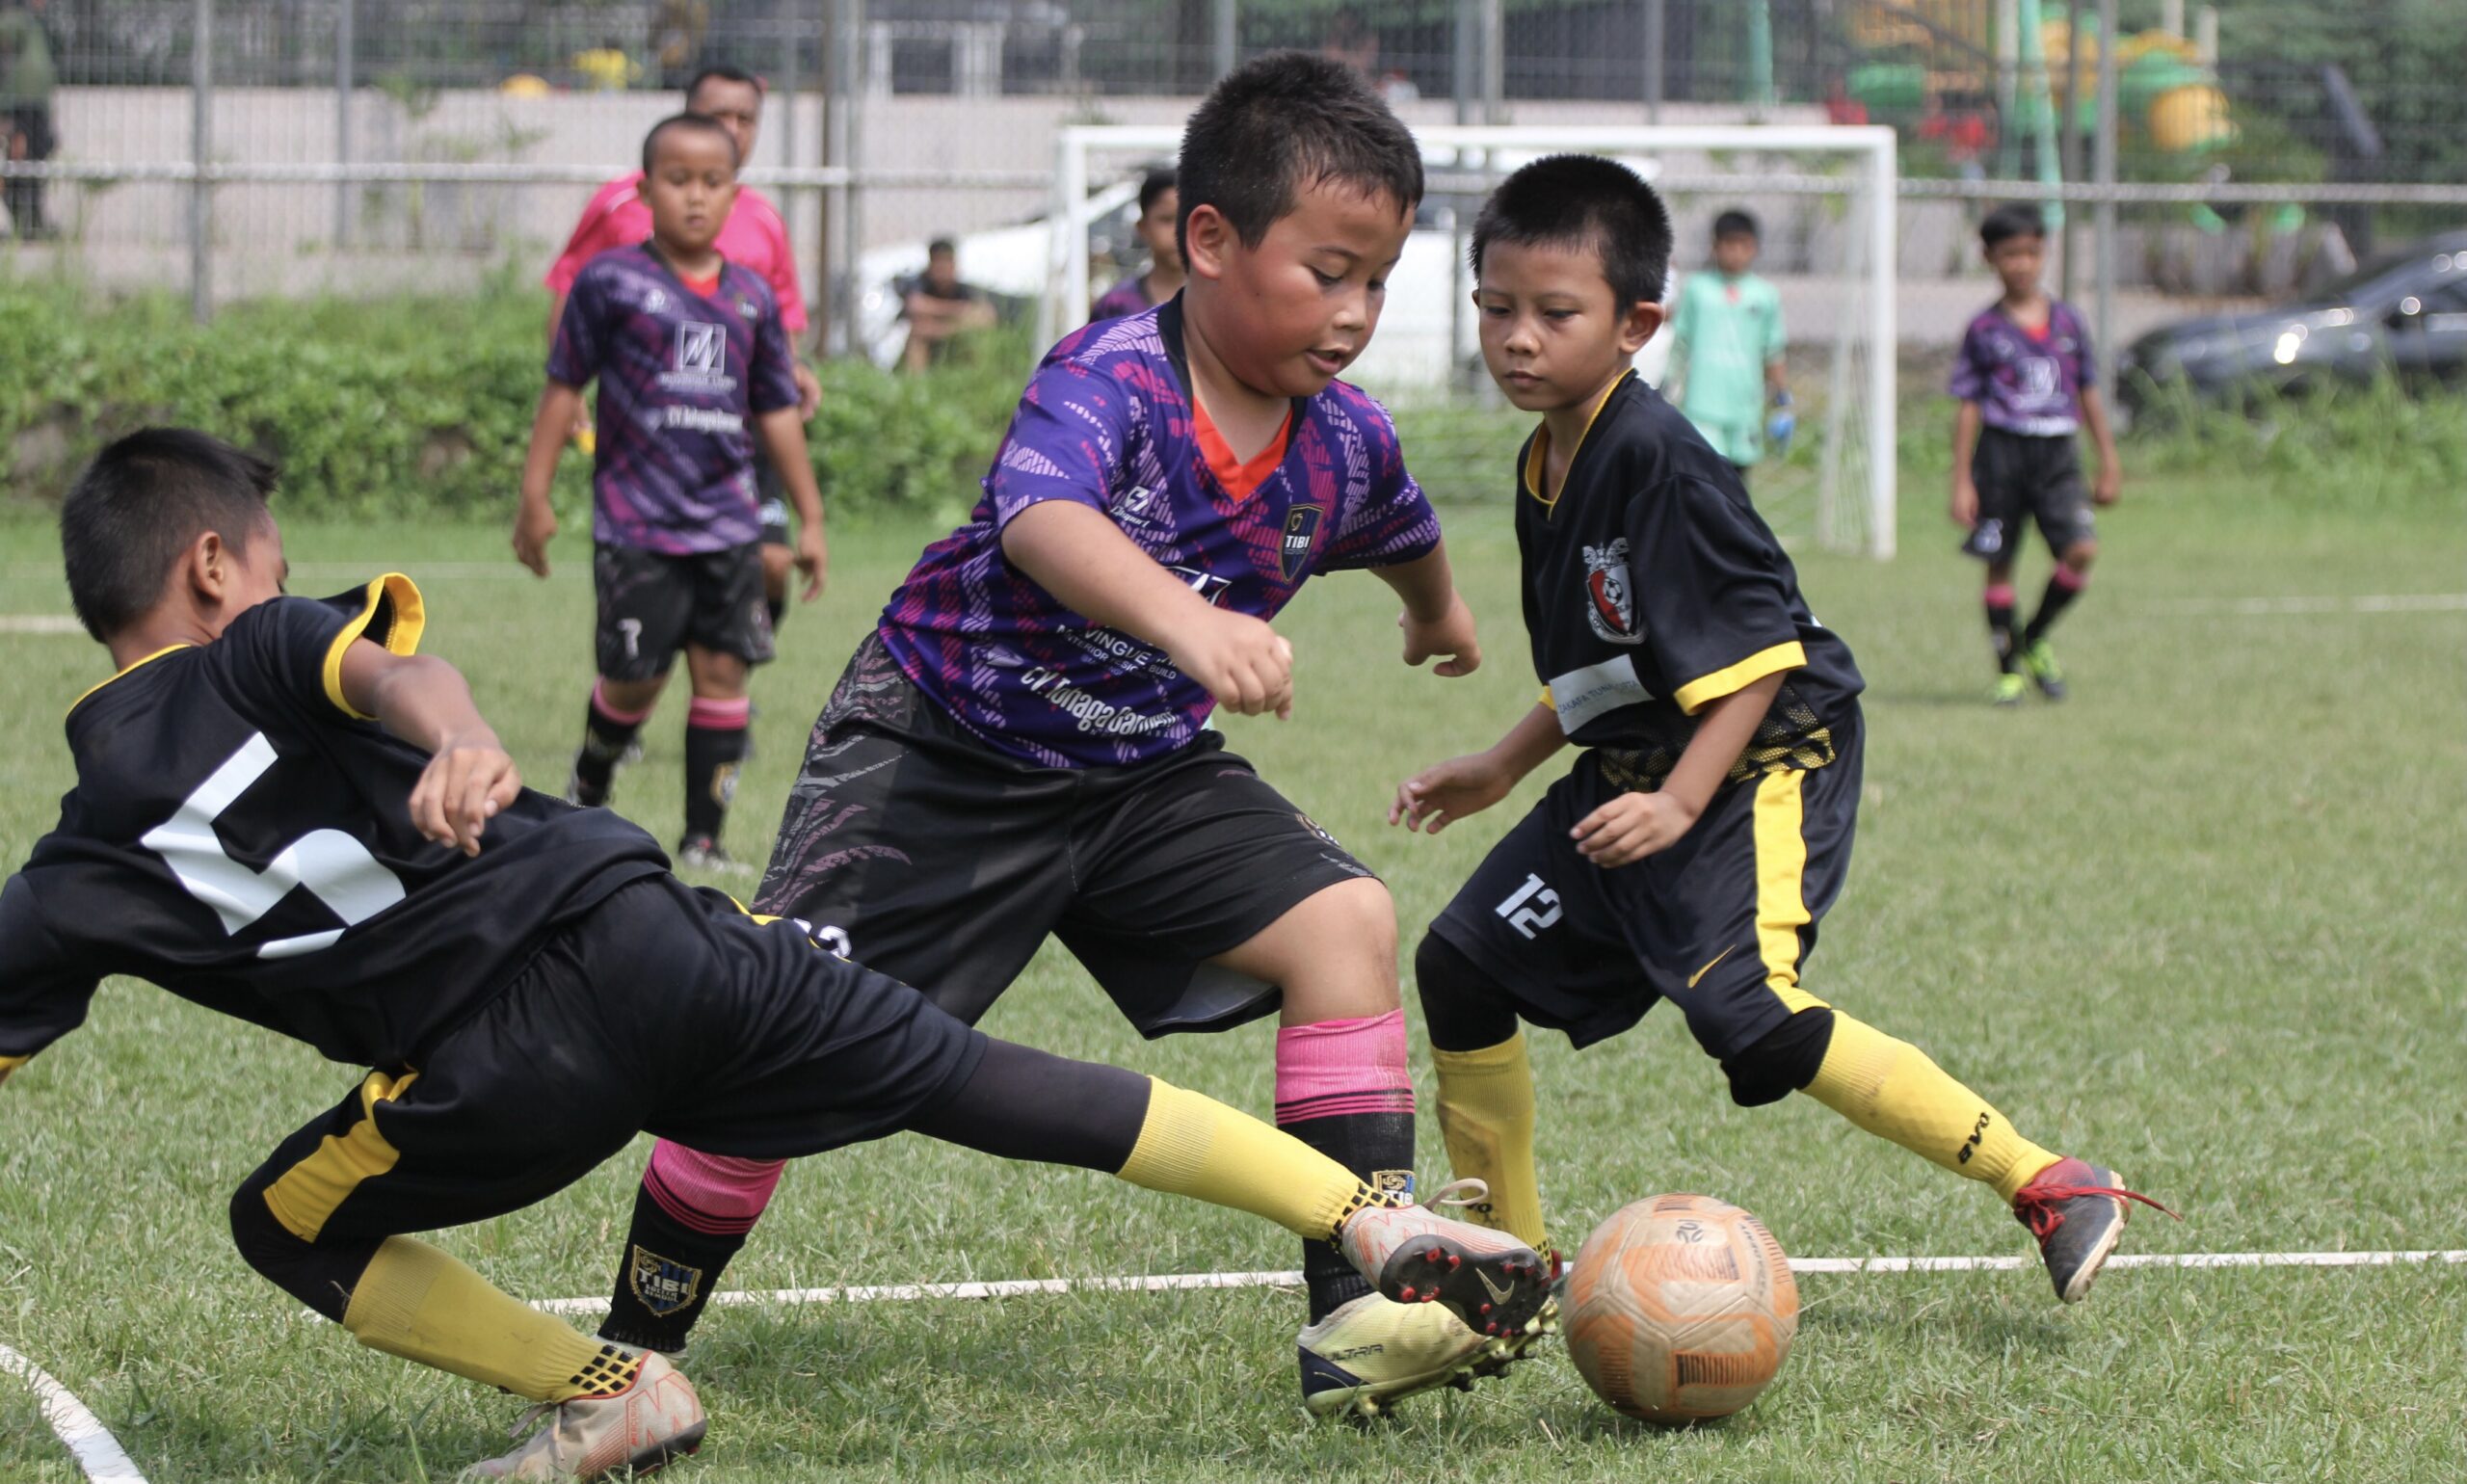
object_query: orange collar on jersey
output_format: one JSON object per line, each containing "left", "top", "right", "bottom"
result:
{"left": 1192, "top": 396, "right": 1293, "bottom": 501}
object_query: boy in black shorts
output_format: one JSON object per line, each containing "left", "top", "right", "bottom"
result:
{"left": 1950, "top": 203, "right": 2122, "bottom": 705}
{"left": 1391, "top": 156, "right": 2166, "bottom": 1307}
{"left": 0, "top": 429, "right": 1548, "bottom": 1481}
{"left": 591, "top": 54, "right": 1516, "bottom": 1419}
{"left": 516, "top": 113, "right": 828, "bottom": 866}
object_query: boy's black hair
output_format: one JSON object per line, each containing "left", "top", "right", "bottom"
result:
{"left": 61, "top": 428, "right": 277, "bottom": 643}
{"left": 684, "top": 65, "right": 765, "bottom": 104}
{"left": 640, "top": 113, "right": 740, "bottom": 175}
{"left": 1470, "top": 153, "right": 1674, "bottom": 308}
{"left": 1712, "top": 208, "right": 1760, "bottom": 242}
{"left": 927, "top": 237, "right": 957, "bottom": 257}
{"left": 1138, "top": 166, "right": 1178, "bottom": 215}
{"left": 1979, "top": 202, "right": 2046, "bottom": 249}
{"left": 1175, "top": 50, "right": 1421, "bottom": 259}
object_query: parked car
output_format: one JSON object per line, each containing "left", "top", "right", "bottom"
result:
{"left": 2116, "top": 232, "right": 2467, "bottom": 416}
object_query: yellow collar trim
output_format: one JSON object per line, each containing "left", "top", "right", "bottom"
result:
{"left": 1522, "top": 368, "right": 1633, "bottom": 510}
{"left": 67, "top": 644, "right": 192, "bottom": 718}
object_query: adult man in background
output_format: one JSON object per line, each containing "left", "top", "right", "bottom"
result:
{"left": 0, "top": 0, "right": 56, "bottom": 241}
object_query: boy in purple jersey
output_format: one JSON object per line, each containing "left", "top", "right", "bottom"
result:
{"left": 1088, "top": 167, "right": 1184, "bottom": 324}
{"left": 516, "top": 114, "right": 827, "bottom": 866}
{"left": 589, "top": 53, "right": 1525, "bottom": 1419}
{"left": 1950, "top": 203, "right": 2122, "bottom": 705}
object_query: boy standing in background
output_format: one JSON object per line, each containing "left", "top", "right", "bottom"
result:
{"left": 1667, "top": 209, "right": 1791, "bottom": 487}
{"left": 1950, "top": 203, "right": 2121, "bottom": 705}
{"left": 1089, "top": 167, "right": 1186, "bottom": 324}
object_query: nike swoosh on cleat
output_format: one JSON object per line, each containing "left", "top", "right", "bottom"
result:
{"left": 1686, "top": 943, "right": 1738, "bottom": 990}
{"left": 1476, "top": 1268, "right": 1514, "bottom": 1304}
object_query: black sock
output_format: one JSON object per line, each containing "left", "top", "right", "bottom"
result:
{"left": 2023, "top": 570, "right": 2085, "bottom": 646}
{"left": 682, "top": 705, "right": 750, "bottom": 842}
{"left": 1985, "top": 587, "right": 2019, "bottom": 673}
{"left": 597, "top": 1162, "right": 771, "bottom": 1355}
{"left": 766, "top": 594, "right": 786, "bottom": 633}
{"left": 574, "top": 686, "right": 647, "bottom": 795}
{"left": 1284, "top": 1109, "right": 1413, "bottom": 1320}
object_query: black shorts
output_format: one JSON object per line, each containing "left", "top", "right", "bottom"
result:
{"left": 241, "top": 875, "right": 985, "bottom": 1248}
{"left": 593, "top": 541, "right": 775, "bottom": 680}
{"left": 1427, "top": 719, "right": 1863, "bottom": 1053}
{"left": 1966, "top": 427, "right": 2095, "bottom": 561}
{"left": 753, "top": 632, "right": 1379, "bottom": 1037}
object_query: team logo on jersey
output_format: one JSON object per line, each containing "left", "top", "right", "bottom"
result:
{"left": 1581, "top": 538, "right": 1643, "bottom": 645}
{"left": 1280, "top": 505, "right": 1324, "bottom": 580}
{"left": 1116, "top": 484, "right": 1159, "bottom": 526}
{"left": 676, "top": 322, "right": 727, "bottom": 375}
{"left": 628, "top": 1245, "right": 704, "bottom": 1317}
{"left": 2020, "top": 358, "right": 2060, "bottom": 397}
{"left": 644, "top": 286, "right": 670, "bottom": 314}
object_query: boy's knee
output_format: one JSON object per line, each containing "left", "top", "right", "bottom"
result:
{"left": 1719, "top": 1007, "right": 1837, "bottom": 1107}
{"left": 1415, "top": 934, "right": 1520, "bottom": 1053}
{"left": 229, "top": 1176, "right": 380, "bottom": 1322}
{"left": 2061, "top": 541, "right": 2097, "bottom": 572}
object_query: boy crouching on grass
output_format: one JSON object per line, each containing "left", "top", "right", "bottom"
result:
{"left": 517, "top": 112, "right": 828, "bottom": 868}
{"left": 1391, "top": 155, "right": 2168, "bottom": 1305}
{"left": 0, "top": 427, "right": 1548, "bottom": 1482}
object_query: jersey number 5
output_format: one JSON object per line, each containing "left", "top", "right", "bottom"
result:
{"left": 141, "top": 731, "right": 408, "bottom": 959}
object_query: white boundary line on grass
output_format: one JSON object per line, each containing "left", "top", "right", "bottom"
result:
{"left": 0, "top": 1341, "right": 152, "bottom": 1484}
{"left": 524, "top": 1248, "right": 2467, "bottom": 1316}
{"left": 2140, "top": 593, "right": 2467, "bottom": 616}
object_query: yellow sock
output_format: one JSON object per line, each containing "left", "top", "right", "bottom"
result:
{"left": 341, "top": 1236, "right": 641, "bottom": 1403}
{"left": 1115, "top": 1076, "right": 1374, "bottom": 1241}
{"left": 1801, "top": 1014, "right": 2061, "bottom": 1202}
{"left": 1432, "top": 1032, "right": 1549, "bottom": 1252}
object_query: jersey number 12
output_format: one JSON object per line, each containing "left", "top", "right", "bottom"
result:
{"left": 141, "top": 731, "right": 408, "bottom": 959}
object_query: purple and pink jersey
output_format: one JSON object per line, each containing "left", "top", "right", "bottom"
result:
{"left": 878, "top": 300, "right": 1442, "bottom": 768}
{"left": 1950, "top": 299, "right": 2095, "bottom": 437}
{"left": 1087, "top": 274, "right": 1158, "bottom": 325}
{"left": 547, "top": 244, "right": 801, "bottom": 553}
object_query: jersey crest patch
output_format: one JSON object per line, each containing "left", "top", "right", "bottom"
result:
{"left": 1280, "top": 505, "right": 1324, "bottom": 581}
{"left": 1581, "top": 539, "right": 1643, "bottom": 645}
{"left": 629, "top": 1245, "right": 704, "bottom": 1317}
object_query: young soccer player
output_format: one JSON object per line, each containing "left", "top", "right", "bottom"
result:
{"left": 590, "top": 53, "right": 1510, "bottom": 1418}
{"left": 0, "top": 428, "right": 1551, "bottom": 1482}
{"left": 1666, "top": 208, "right": 1791, "bottom": 488}
{"left": 1391, "top": 156, "right": 2167, "bottom": 1308}
{"left": 1088, "top": 167, "right": 1185, "bottom": 323}
{"left": 1950, "top": 203, "right": 2122, "bottom": 704}
{"left": 544, "top": 66, "right": 823, "bottom": 637}
{"left": 517, "top": 113, "right": 828, "bottom": 869}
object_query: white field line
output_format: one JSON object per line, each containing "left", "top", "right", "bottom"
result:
{"left": 0, "top": 615, "right": 86, "bottom": 634}
{"left": 0, "top": 1342, "right": 151, "bottom": 1484}
{"left": 523, "top": 1248, "right": 2467, "bottom": 1317}
{"left": 2140, "top": 593, "right": 2467, "bottom": 617}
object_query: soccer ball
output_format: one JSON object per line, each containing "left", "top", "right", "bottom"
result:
{"left": 1562, "top": 1193, "right": 1798, "bottom": 1423}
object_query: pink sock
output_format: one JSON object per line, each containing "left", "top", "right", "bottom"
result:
{"left": 685, "top": 695, "right": 752, "bottom": 729}
{"left": 1984, "top": 583, "right": 2018, "bottom": 607}
{"left": 1273, "top": 1010, "right": 1415, "bottom": 1126}
{"left": 643, "top": 1142, "right": 783, "bottom": 1237}
{"left": 591, "top": 678, "right": 654, "bottom": 727}
{"left": 2052, "top": 566, "right": 2089, "bottom": 592}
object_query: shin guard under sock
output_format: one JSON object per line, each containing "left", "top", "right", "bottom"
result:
{"left": 1275, "top": 1012, "right": 1416, "bottom": 1321}
{"left": 1984, "top": 584, "right": 2019, "bottom": 673}
{"left": 1431, "top": 1031, "right": 1548, "bottom": 1252}
{"left": 2024, "top": 565, "right": 2087, "bottom": 645}
{"left": 576, "top": 680, "right": 650, "bottom": 793}
{"left": 1800, "top": 1012, "right": 2060, "bottom": 1202}
{"left": 682, "top": 696, "right": 751, "bottom": 842}
{"left": 597, "top": 1143, "right": 784, "bottom": 1354}
{"left": 345, "top": 1235, "right": 641, "bottom": 1403}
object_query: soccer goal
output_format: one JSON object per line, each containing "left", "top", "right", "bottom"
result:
{"left": 1047, "top": 123, "right": 1898, "bottom": 559}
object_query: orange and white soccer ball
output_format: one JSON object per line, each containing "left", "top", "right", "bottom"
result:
{"left": 1562, "top": 1193, "right": 1798, "bottom": 1423}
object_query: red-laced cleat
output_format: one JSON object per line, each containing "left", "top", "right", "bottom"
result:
{"left": 2011, "top": 1156, "right": 2177, "bottom": 1303}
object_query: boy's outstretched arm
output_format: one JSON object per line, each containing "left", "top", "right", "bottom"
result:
{"left": 1391, "top": 701, "right": 1567, "bottom": 835}
{"left": 2080, "top": 385, "right": 2122, "bottom": 504}
{"left": 1002, "top": 501, "right": 1295, "bottom": 719}
{"left": 756, "top": 408, "right": 830, "bottom": 599}
{"left": 1568, "top": 672, "right": 1783, "bottom": 868}
{"left": 337, "top": 641, "right": 521, "bottom": 857}
{"left": 1371, "top": 542, "right": 1480, "bottom": 677}
{"left": 514, "top": 382, "right": 584, "bottom": 576}
{"left": 1950, "top": 399, "right": 1983, "bottom": 527}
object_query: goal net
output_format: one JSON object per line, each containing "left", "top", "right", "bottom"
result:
{"left": 1046, "top": 123, "right": 1897, "bottom": 558}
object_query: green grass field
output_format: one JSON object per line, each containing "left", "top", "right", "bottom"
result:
{"left": 1, "top": 473, "right": 2462, "bottom": 1482}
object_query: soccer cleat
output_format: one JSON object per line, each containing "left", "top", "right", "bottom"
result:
{"left": 2021, "top": 639, "right": 2068, "bottom": 701}
{"left": 2011, "top": 1156, "right": 2176, "bottom": 1304}
{"left": 1991, "top": 672, "right": 2028, "bottom": 707}
{"left": 675, "top": 835, "right": 751, "bottom": 875}
{"left": 458, "top": 1351, "right": 705, "bottom": 1481}
{"left": 1296, "top": 1292, "right": 1555, "bottom": 1419}
{"left": 1337, "top": 1179, "right": 1552, "bottom": 1340}
{"left": 565, "top": 751, "right": 612, "bottom": 809}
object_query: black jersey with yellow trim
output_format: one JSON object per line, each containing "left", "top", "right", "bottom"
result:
{"left": 0, "top": 575, "right": 667, "bottom": 1076}
{"left": 1516, "top": 370, "right": 1863, "bottom": 786}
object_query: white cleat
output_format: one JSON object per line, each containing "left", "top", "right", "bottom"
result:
{"left": 1337, "top": 1179, "right": 1552, "bottom": 1340}
{"left": 458, "top": 1352, "right": 706, "bottom": 1481}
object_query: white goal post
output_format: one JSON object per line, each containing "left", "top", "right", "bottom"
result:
{"left": 1046, "top": 123, "right": 1898, "bottom": 558}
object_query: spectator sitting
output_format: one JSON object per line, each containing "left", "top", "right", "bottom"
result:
{"left": 900, "top": 238, "right": 998, "bottom": 371}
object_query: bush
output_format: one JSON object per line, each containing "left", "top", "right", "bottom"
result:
{"left": 0, "top": 273, "right": 1040, "bottom": 525}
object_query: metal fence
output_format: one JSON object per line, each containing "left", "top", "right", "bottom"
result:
{"left": 3, "top": 0, "right": 2464, "bottom": 354}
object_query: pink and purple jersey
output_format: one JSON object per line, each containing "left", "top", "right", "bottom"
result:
{"left": 547, "top": 245, "right": 802, "bottom": 554}
{"left": 1949, "top": 299, "right": 2095, "bottom": 437}
{"left": 1087, "top": 273, "right": 1157, "bottom": 325}
{"left": 877, "top": 300, "right": 1441, "bottom": 768}
{"left": 545, "top": 173, "right": 808, "bottom": 332}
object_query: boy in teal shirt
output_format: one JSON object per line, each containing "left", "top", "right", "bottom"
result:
{"left": 1668, "top": 209, "right": 1790, "bottom": 485}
